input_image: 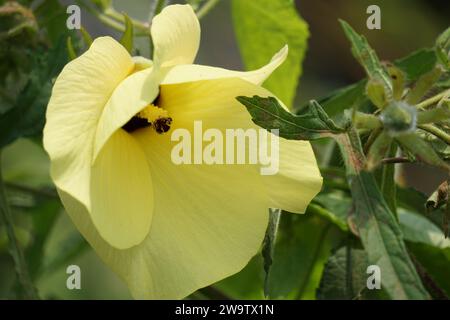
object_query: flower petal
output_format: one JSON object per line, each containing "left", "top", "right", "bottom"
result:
{"left": 162, "top": 77, "right": 322, "bottom": 213}
{"left": 92, "top": 67, "right": 161, "bottom": 161}
{"left": 43, "top": 36, "right": 134, "bottom": 209}
{"left": 162, "top": 45, "right": 288, "bottom": 86}
{"left": 60, "top": 128, "right": 268, "bottom": 298}
{"left": 90, "top": 129, "right": 153, "bottom": 249}
{"left": 57, "top": 77, "right": 321, "bottom": 299}
{"left": 151, "top": 4, "right": 200, "bottom": 68}
{"left": 134, "top": 130, "right": 269, "bottom": 298}
{"left": 263, "top": 138, "right": 323, "bottom": 213}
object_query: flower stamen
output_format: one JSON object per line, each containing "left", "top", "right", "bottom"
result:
{"left": 138, "top": 104, "right": 173, "bottom": 134}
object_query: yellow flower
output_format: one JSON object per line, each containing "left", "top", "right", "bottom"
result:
{"left": 43, "top": 4, "right": 322, "bottom": 299}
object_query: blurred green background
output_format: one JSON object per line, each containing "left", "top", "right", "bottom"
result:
{"left": 1, "top": 0, "right": 449, "bottom": 299}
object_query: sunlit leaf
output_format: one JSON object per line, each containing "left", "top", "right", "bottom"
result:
{"left": 232, "top": 0, "right": 309, "bottom": 107}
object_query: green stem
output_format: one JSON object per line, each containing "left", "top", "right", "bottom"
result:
{"left": 104, "top": 7, "right": 149, "bottom": 33}
{"left": 381, "top": 157, "right": 412, "bottom": 164}
{"left": 197, "top": 0, "right": 220, "bottom": 19}
{"left": 335, "top": 129, "right": 366, "bottom": 174}
{"left": 416, "top": 88, "right": 450, "bottom": 109}
{"left": 0, "top": 152, "right": 38, "bottom": 299}
{"left": 334, "top": 129, "right": 429, "bottom": 299}
{"left": 150, "top": 0, "right": 167, "bottom": 20}
{"left": 76, "top": 1, "right": 149, "bottom": 36}
{"left": 417, "top": 106, "right": 450, "bottom": 124}
{"left": 363, "top": 127, "right": 382, "bottom": 154}
{"left": 418, "top": 124, "right": 450, "bottom": 145}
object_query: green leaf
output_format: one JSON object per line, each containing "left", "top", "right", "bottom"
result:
{"left": 374, "top": 142, "right": 397, "bottom": 214}
{"left": 396, "top": 133, "right": 450, "bottom": 173}
{"left": 339, "top": 20, "right": 392, "bottom": 95}
{"left": 42, "top": 231, "right": 88, "bottom": 277}
{"left": 34, "top": 0, "right": 70, "bottom": 45}
{"left": 417, "top": 104, "right": 450, "bottom": 125}
{"left": 399, "top": 208, "right": 450, "bottom": 297}
{"left": 312, "top": 48, "right": 438, "bottom": 122}
{"left": 435, "top": 26, "right": 450, "bottom": 70}
{"left": 0, "top": 37, "right": 67, "bottom": 148}
{"left": 395, "top": 48, "right": 437, "bottom": 81}
{"left": 232, "top": 0, "right": 308, "bottom": 107}
{"left": 317, "top": 245, "right": 386, "bottom": 300}
{"left": 215, "top": 255, "right": 265, "bottom": 299}
{"left": 399, "top": 208, "right": 450, "bottom": 249}
{"left": 350, "top": 171, "right": 429, "bottom": 299}
{"left": 336, "top": 132, "right": 429, "bottom": 299}
{"left": 119, "top": 13, "right": 134, "bottom": 53}
{"left": 315, "top": 81, "right": 369, "bottom": 123}
{"left": 309, "top": 201, "right": 349, "bottom": 232}
{"left": 261, "top": 208, "right": 280, "bottom": 297}
{"left": 24, "top": 199, "right": 61, "bottom": 280}
{"left": 406, "top": 66, "right": 443, "bottom": 105}
{"left": 397, "top": 187, "right": 447, "bottom": 235}
{"left": 1, "top": 138, "right": 52, "bottom": 187}
{"left": 408, "top": 243, "right": 450, "bottom": 297}
{"left": 237, "top": 96, "right": 346, "bottom": 140}
{"left": 266, "top": 211, "right": 343, "bottom": 299}
{"left": 313, "top": 191, "right": 351, "bottom": 232}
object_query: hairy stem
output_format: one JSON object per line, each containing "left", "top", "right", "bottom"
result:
{"left": 419, "top": 124, "right": 450, "bottom": 145}
{"left": 381, "top": 157, "right": 412, "bottom": 164}
{"left": 197, "top": 0, "right": 220, "bottom": 19}
{"left": 416, "top": 88, "right": 450, "bottom": 109}
{"left": 0, "top": 152, "right": 38, "bottom": 299}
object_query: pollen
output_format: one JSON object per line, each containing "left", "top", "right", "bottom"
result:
{"left": 138, "top": 104, "right": 169, "bottom": 123}
{"left": 137, "top": 104, "right": 173, "bottom": 134}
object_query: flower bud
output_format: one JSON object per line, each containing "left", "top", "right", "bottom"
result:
{"left": 380, "top": 101, "right": 417, "bottom": 135}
